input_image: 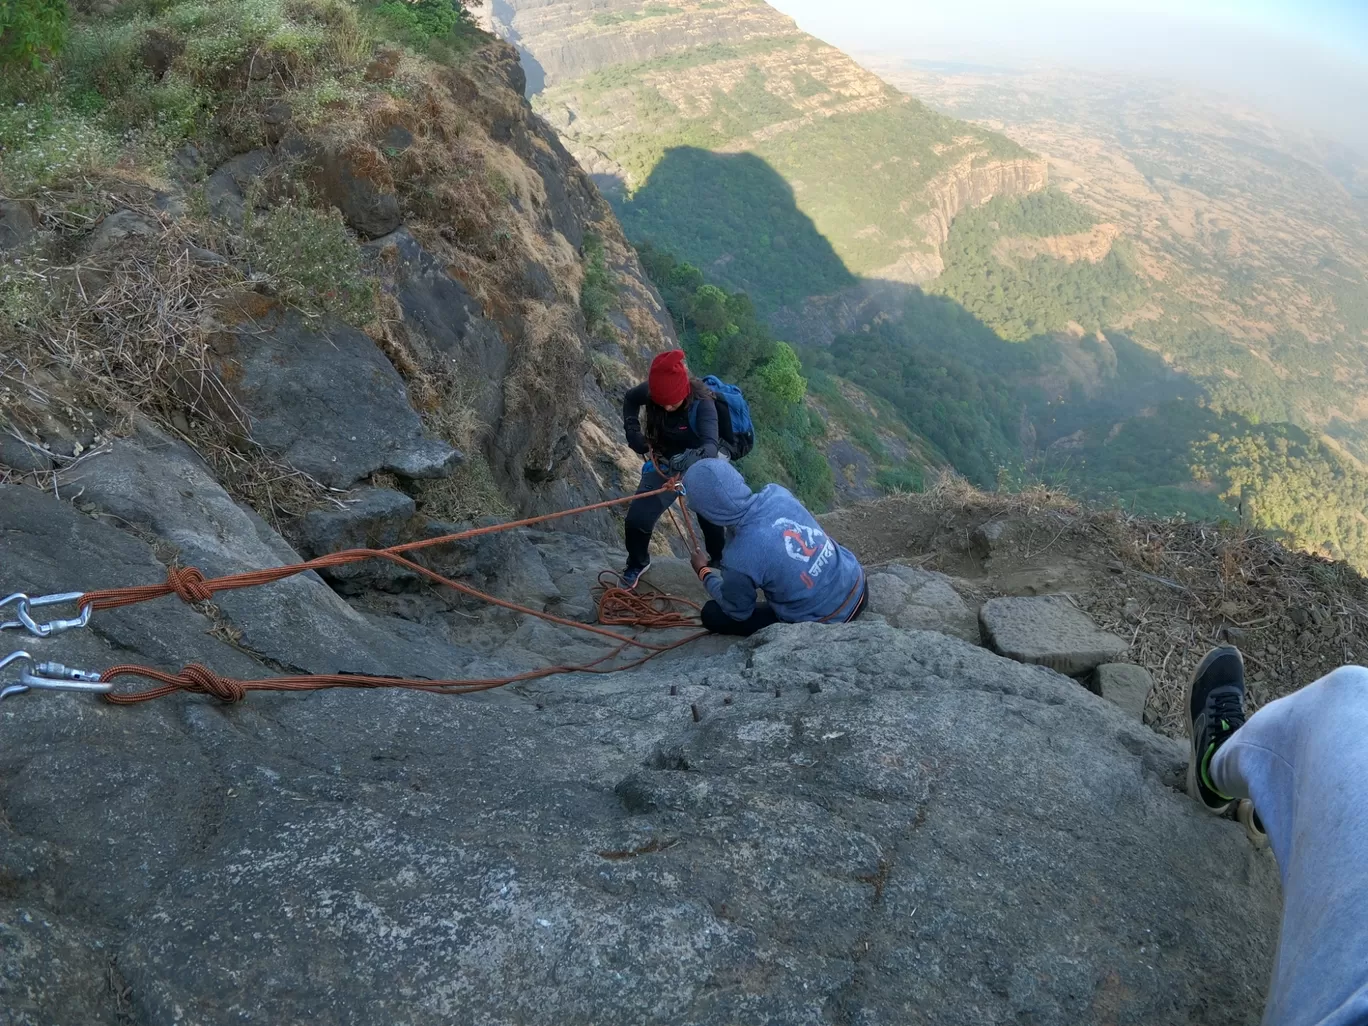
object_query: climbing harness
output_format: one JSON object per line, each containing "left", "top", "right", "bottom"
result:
{"left": 1, "top": 478, "right": 709, "bottom": 705}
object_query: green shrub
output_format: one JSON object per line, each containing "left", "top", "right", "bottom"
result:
{"left": 875, "top": 466, "right": 924, "bottom": 495}
{"left": 372, "top": 0, "right": 460, "bottom": 44}
{"left": 245, "top": 200, "right": 376, "bottom": 322}
{"left": 754, "top": 341, "right": 805, "bottom": 405}
{"left": 0, "top": 0, "right": 67, "bottom": 69}
{"left": 580, "top": 231, "right": 617, "bottom": 337}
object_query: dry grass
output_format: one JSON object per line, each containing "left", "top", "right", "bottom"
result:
{"left": 825, "top": 469, "right": 1368, "bottom": 738}
{"left": 0, "top": 187, "right": 340, "bottom": 527}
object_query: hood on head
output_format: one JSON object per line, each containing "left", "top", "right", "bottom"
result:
{"left": 682, "top": 459, "right": 756, "bottom": 526}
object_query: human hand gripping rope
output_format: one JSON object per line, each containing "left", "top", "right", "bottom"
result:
{"left": 1, "top": 479, "right": 707, "bottom": 705}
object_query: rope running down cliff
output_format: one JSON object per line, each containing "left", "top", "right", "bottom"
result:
{"left": 70, "top": 481, "right": 710, "bottom": 704}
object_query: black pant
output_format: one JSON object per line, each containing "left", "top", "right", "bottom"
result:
{"left": 701, "top": 600, "right": 781, "bottom": 636}
{"left": 701, "top": 587, "right": 869, "bottom": 637}
{"left": 624, "top": 467, "right": 725, "bottom": 569}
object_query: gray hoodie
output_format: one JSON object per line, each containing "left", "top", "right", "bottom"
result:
{"left": 682, "top": 460, "right": 866, "bottom": 623}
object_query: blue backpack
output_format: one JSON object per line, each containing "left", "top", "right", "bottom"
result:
{"left": 691, "top": 375, "right": 755, "bottom": 460}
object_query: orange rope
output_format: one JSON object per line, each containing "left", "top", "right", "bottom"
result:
{"left": 86, "top": 481, "right": 714, "bottom": 704}
{"left": 80, "top": 483, "right": 682, "bottom": 614}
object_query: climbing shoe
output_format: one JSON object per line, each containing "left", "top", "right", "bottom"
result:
{"left": 620, "top": 561, "right": 651, "bottom": 590}
{"left": 1185, "top": 645, "right": 1248, "bottom": 815}
{"left": 1236, "top": 799, "right": 1269, "bottom": 849}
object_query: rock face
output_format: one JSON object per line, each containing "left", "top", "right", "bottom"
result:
{"left": 220, "top": 307, "right": 462, "bottom": 488}
{"left": 980, "top": 594, "right": 1130, "bottom": 676}
{"left": 0, "top": 469, "right": 1280, "bottom": 1023}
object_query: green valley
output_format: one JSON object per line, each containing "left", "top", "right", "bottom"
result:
{"left": 485, "top": 0, "right": 1368, "bottom": 572}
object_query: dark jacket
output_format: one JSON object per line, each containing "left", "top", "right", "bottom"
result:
{"left": 623, "top": 382, "right": 719, "bottom": 460}
{"left": 683, "top": 459, "right": 867, "bottom": 623}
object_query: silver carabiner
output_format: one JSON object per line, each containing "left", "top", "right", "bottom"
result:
{"left": 0, "top": 650, "right": 110, "bottom": 701}
{"left": 0, "top": 592, "right": 91, "bottom": 638}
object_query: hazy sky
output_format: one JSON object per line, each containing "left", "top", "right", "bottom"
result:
{"left": 767, "top": 0, "right": 1368, "bottom": 153}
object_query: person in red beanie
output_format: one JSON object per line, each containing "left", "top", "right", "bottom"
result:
{"left": 619, "top": 349, "right": 727, "bottom": 588}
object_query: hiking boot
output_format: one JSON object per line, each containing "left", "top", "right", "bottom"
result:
{"left": 1185, "top": 645, "right": 1248, "bottom": 815}
{"left": 1236, "top": 799, "right": 1269, "bottom": 849}
{"left": 620, "top": 561, "right": 651, "bottom": 590}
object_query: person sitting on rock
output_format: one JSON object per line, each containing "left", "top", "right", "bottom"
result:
{"left": 1185, "top": 644, "right": 1368, "bottom": 1023}
{"left": 620, "top": 349, "right": 726, "bottom": 589}
{"left": 681, "top": 458, "right": 867, "bottom": 635}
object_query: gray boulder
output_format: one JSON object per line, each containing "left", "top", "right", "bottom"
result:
{"left": 205, "top": 149, "right": 271, "bottom": 226}
{"left": 980, "top": 594, "right": 1129, "bottom": 676}
{"left": 1, "top": 612, "right": 1279, "bottom": 1025}
{"left": 281, "top": 133, "right": 401, "bottom": 239}
{"left": 0, "top": 427, "right": 53, "bottom": 473}
{"left": 294, "top": 486, "right": 419, "bottom": 594}
{"left": 224, "top": 308, "right": 461, "bottom": 488}
{"left": 1094, "top": 662, "right": 1155, "bottom": 721}
{"left": 868, "top": 563, "right": 980, "bottom": 642}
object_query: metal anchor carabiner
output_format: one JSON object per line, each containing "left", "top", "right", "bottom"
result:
{"left": 0, "top": 650, "right": 110, "bottom": 701}
{"left": 0, "top": 592, "right": 92, "bottom": 638}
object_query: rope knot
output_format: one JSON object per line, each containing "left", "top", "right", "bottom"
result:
{"left": 179, "top": 664, "right": 246, "bottom": 703}
{"left": 167, "top": 566, "right": 214, "bottom": 604}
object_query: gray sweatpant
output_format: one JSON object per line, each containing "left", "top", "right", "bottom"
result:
{"left": 1211, "top": 665, "right": 1368, "bottom": 1026}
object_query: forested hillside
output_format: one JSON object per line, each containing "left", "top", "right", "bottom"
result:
{"left": 478, "top": 1, "right": 1368, "bottom": 573}
{"left": 484, "top": 0, "right": 1044, "bottom": 313}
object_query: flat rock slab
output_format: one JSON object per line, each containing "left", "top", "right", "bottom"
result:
{"left": 868, "top": 563, "right": 980, "bottom": 643}
{"left": 226, "top": 309, "right": 461, "bottom": 488}
{"left": 88, "top": 626, "right": 1276, "bottom": 1026}
{"left": 2, "top": 474, "right": 1282, "bottom": 1026}
{"left": 1095, "top": 662, "right": 1155, "bottom": 721}
{"left": 980, "top": 594, "right": 1128, "bottom": 676}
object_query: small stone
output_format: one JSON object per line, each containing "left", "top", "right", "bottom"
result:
{"left": 970, "top": 519, "right": 1009, "bottom": 559}
{"left": 86, "top": 210, "right": 158, "bottom": 257}
{"left": 1093, "top": 663, "right": 1154, "bottom": 721}
{"left": 262, "top": 100, "right": 292, "bottom": 145}
{"left": 979, "top": 595, "right": 1128, "bottom": 677}
{"left": 0, "top": 198, "right": 39, "bottom": 252}
{"left": 188, "top": 246, "right": 229, "bottom": 267}
{"left": 382, "top": 125, "right": 415, "bottom": 153}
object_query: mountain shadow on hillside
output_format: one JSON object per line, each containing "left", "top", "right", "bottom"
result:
{"left": 615, "top": 147, "right": 858, "bottom": 311}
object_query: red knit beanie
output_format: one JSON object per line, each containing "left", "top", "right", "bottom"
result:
{"left": 648, "top": 349, "right": 691, "bottom": 407}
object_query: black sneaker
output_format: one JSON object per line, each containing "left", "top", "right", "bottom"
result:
{"left": 620, "top": 561, "right": 651, "bottom": 590}
{"left": 1185, "top": 645, "right": 1248, "bottom": 814}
